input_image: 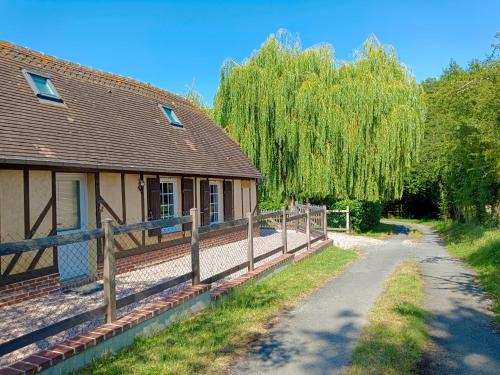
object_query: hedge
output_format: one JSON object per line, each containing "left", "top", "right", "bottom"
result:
{"left": 327, "top": 199, "right": 383, "bottom": 232}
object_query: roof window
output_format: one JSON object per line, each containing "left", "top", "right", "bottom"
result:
{"left": 23, "top": 70, "right": 63, "bottom": 103}
{"left": 161, "top": 105, "right": 182, "bottom": 127}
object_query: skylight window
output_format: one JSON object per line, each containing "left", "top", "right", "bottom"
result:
{"left": 161, "top": 106, "right": 182, "bottom": 127}
{"left": 23, "top": 70, "right": 63, "bottom": 103}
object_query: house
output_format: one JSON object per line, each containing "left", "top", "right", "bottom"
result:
{"left": 0, "top": 40, "right": 261, "bottom": 290}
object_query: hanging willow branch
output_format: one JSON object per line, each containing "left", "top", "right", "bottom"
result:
{"left": 214, "top": 32, "right": 425, "bottom": 202}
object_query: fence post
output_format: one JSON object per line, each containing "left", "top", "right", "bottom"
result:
{"left": 247, "top": 212, "right": 254, "bottom": 271}
{"left": 281, "top": 207, "right": 287, "bottom": 253}
{"left": 322, "top": 205, "right": 328, "bottom": 239}
{"left": 190, "top": 208, "right": 200, "bottom": 285}
{"left": 346, "top": 206, "right": 350, "bottom": 233}
{"left": 306, "top": 206, "right": 311, "bottom": 251}
{"left": 103, "top": 219, "right": 117, "bottom": 323}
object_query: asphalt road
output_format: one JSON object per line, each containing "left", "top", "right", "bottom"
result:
{"left": 231, "top": 222, "right": 500, "bottom": 375}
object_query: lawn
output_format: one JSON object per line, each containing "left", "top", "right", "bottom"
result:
{"left": 344, "top": 261, "right": 427, "bottom": 375}
{"left": 355, "top": 222, "right": 396, "bottom": 239}
{"left": 79, "top": 246, "right": 358, "bottom": 375}
{"left": 384, "top": 217, "right": 441, "bottom": 227}
{"left": 430, "top": 221, "right": 500, "bottom": 322}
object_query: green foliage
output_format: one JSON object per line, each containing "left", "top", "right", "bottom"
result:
{"left": 183, "top": 81, "right": 214, "bottom": 119}
{"left": 410, "top": 37, "right": 500, "bottom": 223}
{"left": 213, "top": 31, "right": 425, "bottom": 203}
{"left": 328, "top": 199, "right": 383, "bottom": 232}
{"left": 258, "top": 200, "right": 286, "bottom": 210}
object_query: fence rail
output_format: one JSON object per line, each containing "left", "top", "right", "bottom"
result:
{"left": 0, "top": 205, "right": 328, "bottom": 365}
{"left": 326, "top": 206, "right": 351, "bottom": 232}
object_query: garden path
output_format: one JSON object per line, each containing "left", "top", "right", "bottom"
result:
{"left": 232, "top": 223, "right": 500, "bottom": 375}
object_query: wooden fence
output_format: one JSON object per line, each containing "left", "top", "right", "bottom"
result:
{"left": 0, "top": 205, "right": 327, "bottom": 359}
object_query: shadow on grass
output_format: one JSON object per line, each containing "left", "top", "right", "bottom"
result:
{"left": 392, "top": 301, "right": 426, "bottom": 320}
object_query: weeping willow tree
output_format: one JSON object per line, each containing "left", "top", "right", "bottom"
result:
{"left": 214, "top": 31, "right": 425, "bottom": 203}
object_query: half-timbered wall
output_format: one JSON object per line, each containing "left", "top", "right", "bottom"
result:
{"left": 0, "top": 169, "right": 57, "bottom": 283}
{"left": 0, "top": 168, "right": 258, "bottom": 285}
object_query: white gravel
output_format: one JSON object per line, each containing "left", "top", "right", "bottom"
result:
{"left": 328, "top": 231, "right": 387, "bottom": 249}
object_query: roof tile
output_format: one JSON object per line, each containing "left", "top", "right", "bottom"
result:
{"left": 0, "top": 41, "right": 260, "bottom": 179}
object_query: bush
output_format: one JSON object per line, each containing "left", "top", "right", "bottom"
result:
{"left": 328, "top": 199, "right": 383, "bottom": 232}
{"left": 259, "top": 201, "right": 286, "bottom": 211}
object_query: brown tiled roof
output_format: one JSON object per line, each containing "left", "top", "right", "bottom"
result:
{"left": 0, "top": 40, "right": 261, "bottom": 179}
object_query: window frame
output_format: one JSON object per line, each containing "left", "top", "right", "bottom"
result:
{"left": 209, "top": 181, "right": 223, "bottom": 224}
{"left": 160, "top": 105, "right": 183, "bottom": 128}
{"left": 159, "top": 177, "right": 179, "bottom": 233}
{"left": 22, "top": 69, "right": 64, "bottom": 104}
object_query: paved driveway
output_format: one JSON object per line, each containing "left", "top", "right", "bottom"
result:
{"left": 232, "top": 222, "right": 500, "bottom": 375}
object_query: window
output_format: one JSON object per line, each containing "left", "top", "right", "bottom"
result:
{"left": 56, "top": 180, "right": 81, "bottom": 232}
{"left": 161, "top": 105, "right": 182, "bottom": 127}
{"left": 160, "top": 181, "right": 175, "bottom": 219}
{"left": 209, "top": 182, "right": 221, "bottom": 224}
{"left": 160, "top": 178, "right": 178, "bottom": 233}
{"left": 23, "top": 70, "right": 63, "bottom": 103}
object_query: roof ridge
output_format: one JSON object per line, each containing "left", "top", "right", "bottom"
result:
{"left": 0, "top": 39, "right": 196, "bottom": 108}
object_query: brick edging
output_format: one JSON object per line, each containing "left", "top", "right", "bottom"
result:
{"left": 210, "top": 238, "right": 332, "bottom": 300}
{"left": 0, "top": 284, "right": 210, "bottom": 375}
{"left": 294, "top": 238, "right": 333, "bottom": 262}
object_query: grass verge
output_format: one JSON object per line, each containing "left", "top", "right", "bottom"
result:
{"left": 79, "top": 247, "right": 358, "bottom": 375}
{"left": 385, "top": 217, "right": 499, "bottom": 322}
{"left": 355, "top": 222, "right": 396, "bottom": 239}
{"left": 344, "top": 261, "right": 427, "bottom": 375}
{"left": 429, "top": 221, "right": 499, "bottom": 322}
{"left": 384, "top": 217, "right": 441, "bottom": 227}
{"left": 408, "top": 228, "right": 423, "bottom": 239}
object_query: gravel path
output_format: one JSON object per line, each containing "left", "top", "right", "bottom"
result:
{"left": 232, "top": 223, "right": 500, "bottom": 375}
{"left": 0, "top": 230, "right": 310, "bottom": 366}
{"left": 328, "top": 231, "right": 386, "bottom": 249}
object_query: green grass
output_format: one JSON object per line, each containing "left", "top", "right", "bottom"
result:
{"left": 344, "top": 261, "right": 427, "bottom": 375}
{"left": 429, "top": 221, "right": 500, "bottom": 322}
{"left": 78, "top": 247, "right": 358, "bottom": 375}
{"left": 384, "top": 217, "right": 441, "bottom": 227}
{"left": 355, "top": 222, "right": 397, "bottom": 239}
{"left": 408, "top": 228, "right": 423, "bottom": 239}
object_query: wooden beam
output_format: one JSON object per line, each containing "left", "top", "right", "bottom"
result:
{"left": 95, "top": 172, "right": 102, "bottom": 262}
{"left": 0, "top": 305, "right": 106, "bottom": 357}
{"left": 0, "top": 228, "right": 104, "bottom": 255}
{"left": 201, "top": 261, "right": 249, "bottom": 284}
{"left": 140, "top": 172, "right": 145, "bottom": 246}
{"left": 98, "top": 195, "right": 141, "bottom": 248}
{"left": 121, "top": 173, "right": 126, "bottom": 224}
{"left": 27, "top": 228, "right": 56, "bottom": 271}
{"left": 116, "top": 272, "right": 192, "bottom": 309}
{"left": 23, "top": 169, "right": 30, "bottom": 239}
{"left": 51, "top": 171, "right": 58, "bottom": 268}
{"left": 27, "top": 198, "right": 53, "bottom": 239}
{"left": 98, "top": 196, "right": 123, "bottom": 225}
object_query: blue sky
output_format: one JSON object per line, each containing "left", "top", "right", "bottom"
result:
{"left": 0, "top": 1, "right": 498, "bottom": 104}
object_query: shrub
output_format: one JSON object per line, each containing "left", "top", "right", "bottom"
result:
{"left": 328, "top": 199, "right": 383, "bottom": 232}
{"left": 259, "top": 201, "right": 286, "bottom": 211}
